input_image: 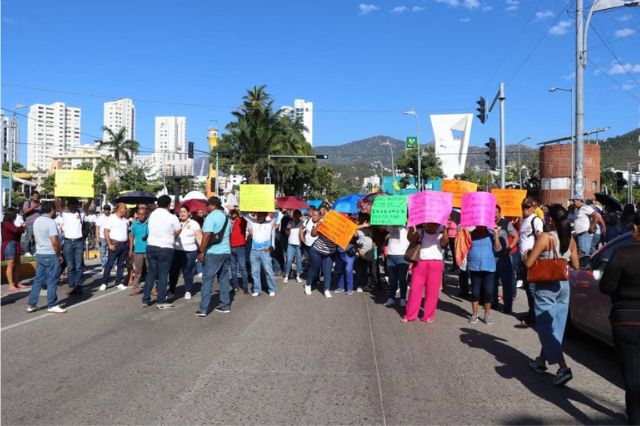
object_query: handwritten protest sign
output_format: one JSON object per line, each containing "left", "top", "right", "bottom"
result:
{"left": 54, "top": 170, "right": 94, "bottom": 198}
{"left": 460, "top": 192, "right": 496, "bottom": 228}
{"left": 491, "top": 189, "right": 527, "bottom": 217}
{"left": 239, "top": 184, "right": 275, "bottom": 212}
{"left": 408, "top": 190, "right": 453, "bottom": 226}
{"left": 371, "top": 196, "right": 407, "bottom": 225}
{"left": 442, "top": 180, "right": 478, "bottom": 208}
{"left": 317, "top": 210, "right": 358, "bottom": 249}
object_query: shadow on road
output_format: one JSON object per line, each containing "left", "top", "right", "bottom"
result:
{"left": 459, "top": 327, "right": 626, "bottom": 425}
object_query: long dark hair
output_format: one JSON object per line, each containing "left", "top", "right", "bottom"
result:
{"left": 2, "top": 207, "right": 17, "bottom": 223}
{"left": 548, "top": 204, "right": 572, "bottom": 254}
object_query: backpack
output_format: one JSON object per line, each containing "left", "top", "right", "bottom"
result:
{"left": 81, "top": 220, "right": 93, "bottom": 239}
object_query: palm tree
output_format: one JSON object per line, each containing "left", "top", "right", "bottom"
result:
{"left": 95, "top": 156, "right": 118, "bottom": 193}
{"left": 96, "top": 126, "right": 140, "bottom": 164}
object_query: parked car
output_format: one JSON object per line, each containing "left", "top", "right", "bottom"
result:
{"left": 568, "top": 232, "right": 634, "bottom": 346}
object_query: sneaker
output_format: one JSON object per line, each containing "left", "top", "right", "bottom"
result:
{"left": 400, "top": 299, "right": 407, "bottom": 307}
{"left": 356, "top": 287, "right": 363, "bottom": 293}
{"left": 304, "top": 285, "right": 312, "bottom": 295}
{"left": 484, "top": 316, "right": 494, "bottom": 325}
{"left": 156, "top": 303, "right": 174, "bottom": 310}
{"left": 529, "top": 357, "right": 548, "bottom": 373}
{"left": 269, "top": 292, "right": 276, "bottom": 297}
{"left": 334, "top": 288, "right": 346, "bottom": 293}
{"left": 469, "top": 314, "right": 479, "bottom": 324}
{"left": 184, "top": 292, "right": 192, "bottom": 300}
{"left": 26, "top": 305, "right": 37, "bottom": 313}
{"left": 25, "top": 252, "right": 33, "bottom": 257}
{"left": 347, "top": 291, "right": 354, "bottom": 295}
{"left": 296, "top": 275, "right": 302, "bottom": 283}
{"left": 116, "top": 284, "right": 127, "bottom": 290}
{"left": 98, "top": 284, "right": 107, "bottom": 291}
{"left": 167, "top": 290, "right": 175, "bottom": 298}
{"left": 47, "top": 305, "right": 67, "bottom": 313}
{"left": 283, "top": 277, "right": 288, "bottom": 284}
{"left": 553, "top": 368, "right": 573, "bottom": 386}
{"left": 383, "top": 298, "right": 395, "bottom": 307}
{"left": 324, "top": 290, "right": 332, "bottom": 298}
{"left": 516, "top": 279, "right": 524, "bottom": 288}
{"left": 214, "top": 306, "right": 230, "bottom": 313}
{"left": 141, "top": 302, "right": 150, "bottom": 308}
{"left": 252, "top": 292, "right": 259, "bottom": 297}
{"left": 195, "top": 310, "right": 206, "bottom": 317}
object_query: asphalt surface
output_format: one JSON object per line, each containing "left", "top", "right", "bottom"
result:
{"left": 1, "top": 258, "right": 628, "bottom": 425}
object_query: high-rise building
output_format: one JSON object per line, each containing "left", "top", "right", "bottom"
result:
{"left": 1, "top": 113, "right": 19, "bottom": 164}
{"left": 27, "top": 102, "right": 81, "bottom": 171}
{"left": 155, "top": 116, "right": 186, "bottom": 154}
{"left": 281, "top": 99, "right": 313, "bottom": 145}
{"left": 103, "top": 98, "right": 135, "bottom": 141}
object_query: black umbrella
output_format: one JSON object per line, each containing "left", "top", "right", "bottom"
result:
{"left": 115, "top": 190, "right": 158, "bottom": 205}
{"left": 594, "top": 193, "right": 622, "bottom": 212}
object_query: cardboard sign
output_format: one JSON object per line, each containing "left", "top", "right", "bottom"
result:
{"left": 370, "top": 196, "right": 407, "bottom": 225}
{"left": 491, "top": 189, "right": 527, "bottom": 217}
{"left": 442, "top": 180, "right": 478, "bottom": 208}
{"left": 460, "top": 192, "right": 496, "bottom": 228}
{"left": 316, "top": 210, "right": 358, "bottom": 250}
{"left": 239, "top": 184, "right": 275, "bottom": 212}
{"left": 54, "top": 170, "right": 94, "bottom": 198}
{"left": 408, "top": 190, "right": 453, "bottom": 226}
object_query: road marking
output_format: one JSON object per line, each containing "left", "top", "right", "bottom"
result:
{"left": 364, "top": 294, "right": 387, "bottom": 426}
{"left": 1, "top": 287, "right": 128, "bottom": 332}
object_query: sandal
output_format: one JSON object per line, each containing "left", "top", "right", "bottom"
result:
{"left": 7, "top": 286, "right": 20, "bottom": 292}
{"left": 18, "top": 283, "right": 31, "bottom": 289}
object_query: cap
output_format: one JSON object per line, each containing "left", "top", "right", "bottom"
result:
{"left": 207, "top": 196, "right": 222, "bottom": 207}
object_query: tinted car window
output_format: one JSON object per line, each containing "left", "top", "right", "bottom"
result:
{"left": 590, "top": 232, "right": 633, "bottom": 270}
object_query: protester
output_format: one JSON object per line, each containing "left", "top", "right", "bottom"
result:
{"left": 128, "top": 205, "right": 149, "bottom": 296}
{"left": 305, "top": 210, "right": 337, "bottom": 297}
{"left": 100, "top": 202, "right": 130, "bottom": 291}
{"left": 2, "top": 207, "right": 26, "bottom": 291}
{"left": 300, "top": 208, "right": 321, "bottom": 276}
{"left": 493, "top": 205, "right": 519, "bottom": 314}
{"left": 95, "top": 205, "right": 112, "bottom": 271}
{"left": 518, "top": 197, "right": 544, "bottom": 325}
{"left": 600, "top": 211, "right": 640, "bottom": 424}
{"left": 142, "top": 195, "right": 181, "bottom": 309}
{"left": 455, "top": 226, "right": 472, "bottom": 298}
{"left": 57, "top": 197, "right": 88, "bottom": 297}
{"left": 525, "top": 204, "right": 579, "bottom": 386}
{"left": 228, "top": 209, "right": 249, "bottom": 294}
{"left": 26, "top": 202, "right": 66, "bottom": 313}
{"left": 169, "top": 205, "right": 202, "bottom": 300}
{"left": 245, "top": 211, "right": 278, "bottom": 296}
{"left": 467, "top": 224, "right": 502, "bottom": 325}
{"left": 572, "top": 195, "right": 597, "bottom": 257}
{"left": 446, "top": 216, "right": 458, "bottom": 271}
{"left": 384, "top": 225, "right": 410, "bottom": 307}
{"left": 21, "top": 190, "right": 41, "bottom": 256}
{"left": 354, "top": 219, "right": 375, "bottom": 293}
{"left": 403, "top": 223, "right": 448, "bottom": 322}
{"left": 196, "top": 197, "right": 232, "bottom": 316}
{"left": 283, "top": 209, "right": 304, "bottom": 283}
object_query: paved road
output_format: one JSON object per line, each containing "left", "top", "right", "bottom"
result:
{"left": 1, "top": 260, "right": 628, "bottom": 425}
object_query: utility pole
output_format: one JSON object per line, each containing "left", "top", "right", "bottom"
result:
{"left": 499, "top": 83, "right": 506, "bottom": 189}
{"left": 575, "top": 0, "right": 585, "bottom": 199}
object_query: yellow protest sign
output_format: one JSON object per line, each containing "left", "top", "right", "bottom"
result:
{"left": 442, "top": 180, "right": 478, "bottom": 208}
{"left": 316, "top": 210, "right": 358, "bottom": 250}
{"left": 239, "top": 184, "right": 275, "bottom": 212}
{"left": 54, "top": 170, "right": 94, "bottom": 198}
{"left": 492, "top": 189, "right": 527, "bottom": 217}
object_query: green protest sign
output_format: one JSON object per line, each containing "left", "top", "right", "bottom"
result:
{"left": 370, "top": 195, "right": 408, "bottom": 225}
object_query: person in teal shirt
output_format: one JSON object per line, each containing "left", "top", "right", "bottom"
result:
{"left": 128, "top": 205, "right": 149, "bottom": 295}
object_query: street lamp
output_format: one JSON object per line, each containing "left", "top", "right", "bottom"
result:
{"left": 402, "top": 109, "right": 421, "bottom": 191}
{"left": 381, "top": 139, "right": 396, "bottom": 183}
{"left": 549, "top": 86, "right": 574, "bottom": 192}
{"left": 515, "top": 136, "right": 532, "bottom": 188}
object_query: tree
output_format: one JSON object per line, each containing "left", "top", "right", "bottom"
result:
{"left": 96, "top": 126, "right": 140, "bottom": 164}
{"left": 396, "top": 146, "right": 444, "bottom": 188}
{"left": 454, "top": 170, "right": 490, "bottom": 191}
{"left": 41, "top": 174, "right": 55, "bottom": 197}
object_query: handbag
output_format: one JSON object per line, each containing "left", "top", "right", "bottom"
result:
{"left": 404, "top": 230, "right": 424, "bottom": 263}
{"left": 526, "top": 235, "right": 568, "bottom": 282}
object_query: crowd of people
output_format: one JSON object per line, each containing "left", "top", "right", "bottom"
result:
{"left": 2, "top": 189, "right": 639, "bottom": 424}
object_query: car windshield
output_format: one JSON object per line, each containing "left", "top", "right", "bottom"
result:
{"left": 590, "top": 232, "right": 634, "bottom": 270}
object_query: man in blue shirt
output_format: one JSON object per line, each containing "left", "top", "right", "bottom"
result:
{"left": 196, "top": 197, "right": 232, "bottom": 317}
{"left": 129, "top": 205, "right": 149, "bottom": 296}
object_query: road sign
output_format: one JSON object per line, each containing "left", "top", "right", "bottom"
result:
{"left": 406, "top": 136, "right": 417, "bottom": 149}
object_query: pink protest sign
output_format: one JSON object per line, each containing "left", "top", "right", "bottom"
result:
{"left": 408, "top": 190, "right": 453, "bottom": 226}
{"left": 460, "top": 192, "right": 497, "bottom": 228}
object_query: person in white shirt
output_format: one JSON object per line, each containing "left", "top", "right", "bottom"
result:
{"left": 283, "top": 209, "right": 304, "bottom": 283}
{"left": 383, "top": 226, "right": 411, "bottom": 308}
{"left": 572, "top": 196, "right": 598, "bottom": 257}
{"left": 95, "top": 205, "right": 112, "bottom": 270}
{"left": 56, "top": 197, "right": 89, "bottom": 296}
{"left": 169, "top": 205, "right": 202, "bottom": 300}
{"left": 142, "top": 195, "right": 182, "bottom": 309}
{"left": 100, "top": 203, "right": 130, "bottom": 291}
{"left": 244, "top": 211, "right": 278, "bottom": 296}
{"left": 518, "top": 197, "right": 545, "bottom": 325}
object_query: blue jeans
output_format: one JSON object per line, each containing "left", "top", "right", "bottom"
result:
{"left": 470, "top": 270, "right": 495, "bottom": 304}
{"left": 142, "top": 246, "right": 174, "bottom": 304}
{"left": 28, "top": 254, "right": 61, "bottom": 308}
{"left": 387, "top": 254, "right": 409, "bottom": 299}
{"left": 307, "top": 247, "right": 333, "bottom": 291}
{"left": 493, "top": 255, "right": 515, "bottom": 311}
{"left": 336, "top": 251, "right": 356, "bottom": 292}
{"left": 199, "top": 253, "right": 231, "bottom": 312}
{"left": 250, "top": 249, "right": 277, "bottom": 294}
{"left": 62, "top": 239, "right": 84, "bottom": 288}
{"left": 169, "top": 250, "right": 198, "bottom": 293}
{"left": 531, "top": 280, "right": 570, "bottom": 364}
{"left": 284, "top": 244, "right": 302, "bottom": 277}
{"left": 21, "top": 223, "right": 34, "bottom": 254}
{"left": 590, "top": 232, "right": 601, "bottom": 255}
{"left": 576, "top": 232, "right": 593, "bottom": 258}
{"left": 99, "top": 238, "right": 109, "bottom": 268}
{"left": 102, "top": 241, "right": 129, "bottom": 285}
{"left": 230, "top": 246, "right": 249, "bottom": 290}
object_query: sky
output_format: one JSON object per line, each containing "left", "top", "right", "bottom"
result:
{"left": 2, "top": 0, "right": 639, "bottom": 165}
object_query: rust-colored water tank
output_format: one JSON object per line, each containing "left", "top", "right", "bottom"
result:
{"left": 539, "top": 142, "right": 600, "bottom": 205}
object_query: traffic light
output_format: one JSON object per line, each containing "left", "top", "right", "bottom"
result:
{"left": 315, "top": 154, "right": 329, "bottom": 160}
{"left": 485, "top": 138, "right": 497, "bottom": 170}
{"left": 187, "top": 142, "right": 194, "bottom": 159}
{"left": 476, "top": 97, "right": 487, "bottom": 124}
{"left": 615, "top": 172, "right": 626, "bottom": 192}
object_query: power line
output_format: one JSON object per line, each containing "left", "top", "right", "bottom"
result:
{"left": 591, "top": 23, "right": 640, "bottom": 89}
{"left": 588, "top": 59, "right": 640, "bottom": 103}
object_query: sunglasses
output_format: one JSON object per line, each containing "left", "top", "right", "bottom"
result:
{"left": 521, "top": 204, "right": 532, "bottom": 209}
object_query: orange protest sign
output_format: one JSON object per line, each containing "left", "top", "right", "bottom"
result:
{"left": 316, "top": 210, "right": 358, "bottom": 250}
{"left": 491, "top": 189, "right": 527, "bottom": 217}
{"left": 442, "top": 180, "right": 478, "bottom": 208}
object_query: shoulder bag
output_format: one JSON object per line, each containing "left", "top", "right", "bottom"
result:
{"left": 404, "top": 230, "right": 424, "bottom": 263}
{"left": 526, "top": 234, "right": 568, "bottom": 282}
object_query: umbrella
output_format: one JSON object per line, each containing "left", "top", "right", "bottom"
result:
{"left": 594, "top": 193, "right": 622, "bottom": 212}
{"left": 183, "top": 190, "right": 207, "bottom": 201}
{"left": 357, "top": 191, "right": 387, "bottom": 214}
{"left": 177, "top": 198, "right": 207, "bottom": 212}
{"left": 308, "top": 199, "right": 323, "bottom": 209}
{"left": 276, "top": 196, "right": 310, "bottom": 210}
{"left": 116, "top": 190, "right": 157, "bottom": 205}
{"left": 332, "top": 194, "right": 365, "bottom": 214}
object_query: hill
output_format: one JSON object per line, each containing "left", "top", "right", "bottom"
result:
{"left": 599, "top": 128, "right": 640, "bottom": 169}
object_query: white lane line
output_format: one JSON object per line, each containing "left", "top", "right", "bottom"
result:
{"left": 364, "top": 294, "right": 387, "bottom": 426}
{"left": 1, "top": 287, "right": 128, "bottom": 332}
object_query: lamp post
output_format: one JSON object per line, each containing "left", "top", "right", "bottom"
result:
{"left": 382, "top": 139, "right": 396, "bottom": 182}
{"left": 515, "top": 136, "right": 532, "bottom": 188}
{"left": 549, "top": 87, "right": 574, "bottom": 193}
{"left": 402, "top": 109, "right": 421, "bottom": 191}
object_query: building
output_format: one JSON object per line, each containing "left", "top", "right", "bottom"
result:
{"left": 282, "top": 99, "right": 313, "bottom": 145}
{"left": 134, "top": 152, "right": 193, "bottom": 179}
{"left": 27, "top": 102, "right": 81, "bottom": 171}
{"left": 103, "top": 98, "right": 135, "bottom": 141}
{"left": 50, "top": 145, "right": 102, "bottom": 172}
{"left": 1, "top": 114, "right": 19, "bottom": 164}
{"left": 155, "top": 116, "right": 186, "bottom": 154}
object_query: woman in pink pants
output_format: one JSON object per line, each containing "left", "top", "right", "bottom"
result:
{"left": 403, "top": 222, "right": 449, "bottom": 323}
